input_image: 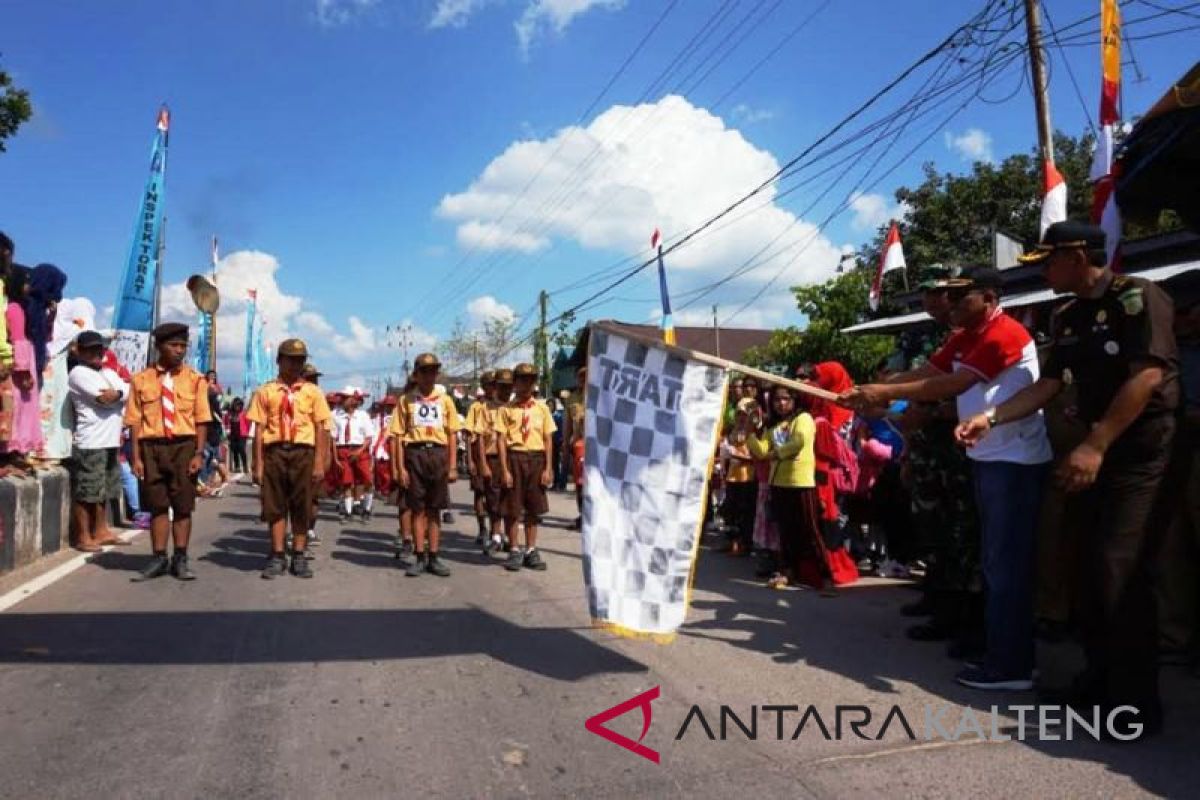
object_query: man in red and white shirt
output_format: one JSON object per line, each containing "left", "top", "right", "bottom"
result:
{"left": 331, "top": 386, "right": 377, "bottom": 522}
{"left": 844, "top": 267, "right": 1050, "bottom": 692}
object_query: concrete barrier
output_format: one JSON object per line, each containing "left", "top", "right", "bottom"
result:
{"left": 0, "top": 468, "right": 71, "bottom": 576}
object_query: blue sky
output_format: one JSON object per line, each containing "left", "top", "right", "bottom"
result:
{"left": 2, "top": 0, "right": 1196, "bottom": 386}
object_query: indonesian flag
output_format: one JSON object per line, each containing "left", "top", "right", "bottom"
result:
{"left": 869, "top": 221, "right": 905, "bottom": 311}
{"left": 1039, "top": 161, "right": 1068, "bottom": 236}
{"left": 1090, "top": 0, "right": 1122, "bottom": 266}
{"left": 156, "top": 105, "right": 170, "bottom": 132}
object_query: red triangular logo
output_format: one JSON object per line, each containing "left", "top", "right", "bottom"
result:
{"left": 584, "top": 686, "right": 661, "bottom": 764}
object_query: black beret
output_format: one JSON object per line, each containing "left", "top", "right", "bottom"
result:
{"left": 152, "top": 322, "right": 189, "bottom": 344}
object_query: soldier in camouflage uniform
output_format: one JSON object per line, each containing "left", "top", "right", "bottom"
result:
{"left": 890, "top": 268, "right": 983, "bottom": 651}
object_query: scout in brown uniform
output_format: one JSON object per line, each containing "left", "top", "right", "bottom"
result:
{"left": 496, "top": 363, "right": 556, "bottom": 572}
{"left": 465, "top": 371, "right": 496, "bottom": 547}
{"left": 560, "top": 365, "right": 587, "bottom": 530}
{"left": 124, "top": 322, "right": 212, "bottom": 582}
{"left": 247, "top": 339, "right": 332, "bottom": 579}
{"left": 390, "top": 354, "right": 460, "bottom": 577}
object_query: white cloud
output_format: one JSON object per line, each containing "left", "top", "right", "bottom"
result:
{"left": 848, "top": 191, "right": 904, "bottom": 232}
{"left": 944, "top": 127, "right": 994, "bottom": 164}
{"left": 516, "top": 0, "right": 624, "bottom": 55}
{"left": 466, "top": 295, "right": 517, "bottom": 325}
{"left": 438, "top": 94, "right": 848, "bottom": 327}
{"left": 731, "top": 104, "right": 775, "bottom": 125}
{"left": 455, "top": 220, "right": 549, "bottom": 253}
{"left": 313, "top": 0, "right": 378, "bottom": 27}
{"left": 429, "top": 0, "right": 489, "bottom": 28}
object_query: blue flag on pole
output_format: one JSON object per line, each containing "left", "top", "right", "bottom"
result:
{"left": 193, "top": 312, "right": 212, "bottom": 371}
{"left": 111, "top": 106, "right": 170, "bottom": 373}
{"left": 651, "top": 228, "right": 675, "bottom": 346}
{"left": 243, "top": 292, "right": 257, "bottom": 399}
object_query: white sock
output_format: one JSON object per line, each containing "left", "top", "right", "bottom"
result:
{"left": 363, "top": 492, "right": 374, "bottom": 512}
{"left": 343, "top": 496, "right": 353, "bottom": 514}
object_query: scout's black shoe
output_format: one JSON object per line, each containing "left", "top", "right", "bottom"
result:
{"left": 405, "top": 554, "right": 426, "bottom": 577}
{"left": 171, "top": 553, "right": 196, "bottom": 581}
{"left": 290, "top": 555, "right": 313, "bottom": 579}
{"left": 261, "top": 555, "right": 287, "bottom": 580}
{"left": 504, "top": 550, "right": 524, "bottom": 572}
{"left": 426, "top": 555, "right": 451, "bottom": 577}
{"left": 131, "top": 554, "right": 170, "bottom": 582}
{"left": 523, "top": 548, "right": 547, "bottom": 571}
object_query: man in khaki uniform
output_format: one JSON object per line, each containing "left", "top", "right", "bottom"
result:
{"left": 390, "top": 353, "right": 460, "bottom": 577}
{"left": 496, "top": 363, "right": 555, "bottom": 572}
{"left": 247, "top": 339, "right": 332, "bottom": 579}
{"left": 124, "top": 322, "right": 212, "bottom": 582}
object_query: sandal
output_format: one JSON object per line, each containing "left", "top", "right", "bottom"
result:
{"left": 74, "top": 541, "right": 102, "bottom": 553}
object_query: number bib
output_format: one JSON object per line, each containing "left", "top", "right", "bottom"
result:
{"left": 412, "top": 398, "right": 445, "bottom": 429}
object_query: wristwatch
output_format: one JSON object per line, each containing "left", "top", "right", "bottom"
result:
{"left": 985, "top": 407, "right": 999, "bottom": 428}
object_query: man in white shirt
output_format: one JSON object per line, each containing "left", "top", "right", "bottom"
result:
{"left": 67, "top": 331, "right": 130, "bottom": 551}
{"left": 331, "top": 386, "right": 377, "bottom": 522}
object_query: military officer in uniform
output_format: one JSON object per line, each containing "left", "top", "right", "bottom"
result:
{"left": 957, "top": 221, "right": 1179, "bottom": 736}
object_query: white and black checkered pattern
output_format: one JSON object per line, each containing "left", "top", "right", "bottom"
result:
{"left": 581, "top": 328, "right": 727, "bottom": 635}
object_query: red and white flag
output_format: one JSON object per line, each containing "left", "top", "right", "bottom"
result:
{"left": 1039, "top": 161, "right": 1068, "bottom": 236}
{"left": 650, "top": 228, "right": 661, "bottom": 250}
{"left": 247, "top": 288, "right": 257, "bottom": 301}
{"left": 156, "top": 105, "right": 170, "bottom": 132}
{"left": 869, "top": 221, "right": 905, "bottom": 311}
{"left": 1090, "top": 0, "right": 1122, "bottom": 267}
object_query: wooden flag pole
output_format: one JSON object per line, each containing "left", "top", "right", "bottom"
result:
{"left": 590, "top": 320, "right": 840, "bottom": 402}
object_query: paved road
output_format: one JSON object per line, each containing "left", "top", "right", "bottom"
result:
{"left": 0, "top": 480, "right": 1196, "bottom": 799}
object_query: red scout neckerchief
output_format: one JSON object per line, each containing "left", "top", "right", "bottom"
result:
{"left": 517, "top": 398, "right": 535, "bottom": 444}
{"left": 156, "top": 364, "right": 177, "bottom": 438}
{"left": 279, "top": 380, "right": 306, "bottom": 442}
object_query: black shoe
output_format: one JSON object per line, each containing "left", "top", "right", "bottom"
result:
{"left": 405, "top": 555, "right": 426, "bottom": 577}
{"left": 131, "top": 554, "right": 170, "bottom": 582}
{"left": 261, "top": 556, "right": 287, "bottom": 580}
{"left": 171, "top": 553, "right": 196, "bottom": 581}
{"left": 504, "top": 550, "right": 524, "bottom": 571}
{"left": 290, "top": 555, "right": 313, "bottom": 578}
{"left": 523, "top": 549, "right": 547, "bottom": 571}
{"left": 442, "top": 510, "right": 454, "bottom": 524}
{"left": 426, "top": 555, "right": 451, "bottom": 577}
{"left": 900, "top": 597, "right": 934, "bottom": 617}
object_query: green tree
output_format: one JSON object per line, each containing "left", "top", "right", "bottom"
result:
{"left": 743, "top": 268, "right": 894, "bottom": 382}
{"left": 0, "top": 61, "right": 32, "bottom": 153}
{"left": 439, "top": 315, "right": 520, "bottom": 378}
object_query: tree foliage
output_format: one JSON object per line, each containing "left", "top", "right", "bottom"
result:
{"left": 743, "top": 268, "right": 893, "bottom": 382}
{"left": 439, "top": 315, "right": 519, "bottom": 377}
{"left": 0, "top": 61, "right": 32, "bottom": 153}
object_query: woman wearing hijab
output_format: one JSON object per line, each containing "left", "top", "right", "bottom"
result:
{"left": 749, "top": 384, "right": 837, "bottom": 596}
{"left": 800, "top": 361, "right": 860, "bottom": 586}
{"left": 23, "top": 263, "right": 67, "bottom": 387}
{"left": 3, "top": 266, "right": 44, "bottom": 459}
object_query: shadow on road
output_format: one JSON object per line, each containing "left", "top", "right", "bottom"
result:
{"left": 680, "top": 531, "right": 1200, "bottom": 798}
{"left": 0, "top": 608, "right": 647, "bottom": 682}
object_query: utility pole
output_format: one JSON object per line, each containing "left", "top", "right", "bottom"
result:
{"left": 390, "top": 323, "right": 414, "bottom": 378}
{"left": 472, "top": 334, "right": 479, "bottom": 383}
{"left": 1023, "top": 0, "right": 1056, "bottom": 167}
{"left": 712, "top": 304, "right": 720, "bottom": 358}
{"left": 536, "top": 290, "right": 549, "bottom": 393}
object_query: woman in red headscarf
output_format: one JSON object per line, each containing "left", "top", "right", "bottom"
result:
{"left": 797, "top": 361, "right": 860, "bottom": 586}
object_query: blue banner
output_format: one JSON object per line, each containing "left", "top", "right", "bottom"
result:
{"left": 113, "top": 107, "right": 170, "bottom": 333}
{"left": 242, "top": 299, "right": 256, "bottom": 399}
{"left": 192, "top": 312, "right": 212, "bottom": 371}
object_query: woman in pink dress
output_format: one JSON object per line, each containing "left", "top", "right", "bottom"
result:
{"left": 3, "top": 267, "right": 43, "bottom": 456}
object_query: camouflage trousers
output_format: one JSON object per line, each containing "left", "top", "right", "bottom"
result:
{"left": 906, "top": 423, "right": 981, "bottom": 594}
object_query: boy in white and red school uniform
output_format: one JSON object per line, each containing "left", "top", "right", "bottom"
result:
{"left": 331, "top": 386, "right": 377, "bottom": 523}
{"left": 370, "top": 396, "right": 396, "bottom": 501}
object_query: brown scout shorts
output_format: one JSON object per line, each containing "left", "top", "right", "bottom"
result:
{"left": 139, "top": 438, "right": 198, "bottom": 516}
{"left": 404, "top": 444, "right": 449, "bottom": 513}
{"left": 503, "top": 450, "right": 548, "bottom": 520}
{"left": 261, "top": 443, "right": 316, "bottom": 529}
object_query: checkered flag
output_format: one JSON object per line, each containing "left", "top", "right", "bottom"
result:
{"left": 581, "top": 326, "right": 728, "bottom": 638}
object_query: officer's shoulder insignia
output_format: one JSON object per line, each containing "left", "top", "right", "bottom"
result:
{"left": 1117, "top": 285, "right": 1144, "bottom": 316}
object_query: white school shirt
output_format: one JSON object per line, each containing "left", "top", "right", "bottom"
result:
{"left": 68, "top": 365, "right": 130, "bottom": 449}
{"left": 332, "top": 408, "right": 377, "bottom": 447}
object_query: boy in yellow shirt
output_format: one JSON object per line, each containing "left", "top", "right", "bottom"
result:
{"left": 246, "top": 339, "right": 332, "bottom": 579}
{"left": 496, "top": 363, "right": 555, "bottom": 572}
{"left": 389, "top": 353, "right": 460, "bottom": 577}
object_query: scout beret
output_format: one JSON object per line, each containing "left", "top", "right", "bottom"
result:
{"left": 494, "top": 368, "right": 514, "bottom": 384}
{"left": 153, "top": 322, "right": 189, "bottom": 344}
{"left": 513, "top": 362, "right": 538, "bottom": 378}
{"left": 277, "top": 338, "right": 308, "bottom": 358}
{"left": 1018, "top": 220, "right": 1106, "bottom": 264}
{"left": 414, "top": 352, "right": 441, "bottom": 369}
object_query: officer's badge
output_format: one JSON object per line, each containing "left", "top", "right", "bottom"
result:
{"left": 1118, "top": 287, "right": 1144, "bottom": 315}
{"left": 1104, "top": 340, "right": 1120, "bottom": 355}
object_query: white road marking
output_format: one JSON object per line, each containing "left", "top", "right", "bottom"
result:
{"left": 0, "top": 528, "right": 143, "bottom": 613}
